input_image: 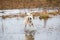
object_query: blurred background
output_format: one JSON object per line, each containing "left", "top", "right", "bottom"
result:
{"left": 0, "top": 0, "right": 60, "bottom": 9}
{"left": 0, "top": 0, "right": 60, "bottom": 40}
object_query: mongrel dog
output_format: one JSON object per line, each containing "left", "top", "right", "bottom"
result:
{"left": 24, "top": 14, "right": 34, "bottom": 29}
{"left": 24, "top": 13, "right": 36, "bottom": 35}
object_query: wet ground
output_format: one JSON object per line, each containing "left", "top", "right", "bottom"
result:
{"left": 0, "top": 9, "right": 60, "bottom": 40}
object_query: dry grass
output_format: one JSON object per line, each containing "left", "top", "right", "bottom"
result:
{"left": 31, "top": 10, "right": 60, "bottom": 19}
{"left": 0, "top": 0, "right": 60, "bottom": 9}
{"left": 2, "top": 13, "right": 27, "bottom": 19}
{"left": 48, "top": 12, "right": 58, "bottom": 16}
{"left": 1, "top": 10, "right": 60, "bottom": 19}
{"left": 31, "top": 11, "right": 50, "bottom": 19}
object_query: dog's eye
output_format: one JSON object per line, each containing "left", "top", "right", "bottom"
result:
{"left": 28, "top": 17, "right": 32, "bottom": 20}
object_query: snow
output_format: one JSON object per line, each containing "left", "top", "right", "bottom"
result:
{"left": 0, "top": 8, "right": 58, "bottom": 16}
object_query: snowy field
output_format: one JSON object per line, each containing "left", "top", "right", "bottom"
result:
{"left": 0, "top": 9, "right": 60, "bottom": 40}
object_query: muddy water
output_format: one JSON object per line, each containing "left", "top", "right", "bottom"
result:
{"left": 25, "top": 34, "right": 34, "bottom": 40}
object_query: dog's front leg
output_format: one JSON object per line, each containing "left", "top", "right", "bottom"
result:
{"left": 24, "top": 24, "right": 26, "bottom": 31}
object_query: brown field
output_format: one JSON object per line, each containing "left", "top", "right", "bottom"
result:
{"left": 0, "top": 0, "right": 60, "bottom": 9}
